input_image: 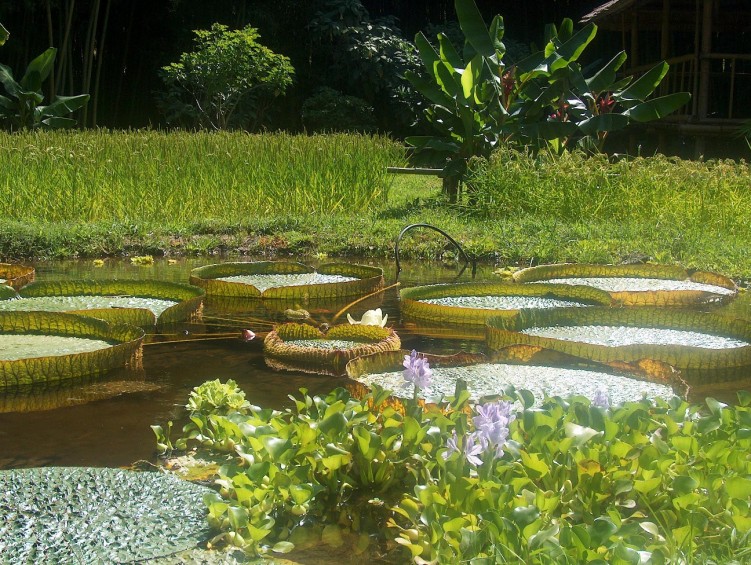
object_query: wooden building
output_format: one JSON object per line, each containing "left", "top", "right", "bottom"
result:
{"left": 581, "top": 0, "right": 750, "bottom": 155}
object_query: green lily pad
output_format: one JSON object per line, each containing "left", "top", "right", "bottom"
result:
{"left": 513, "top": 263, "right": 737, "bottom": 306}
{"left": 264, "top": 322, "right": 401, "bottom": 376}
{"left": 0, "top": 467, "right": 213, "bottom": 562}
{"left": 346, "top": 349, "right": 681, "bottom": 407}
{"left": 190, "top": 261, "right": 383, "bottom": 300}
{"left": 487, "top": 306, "right": 751, "bottom": 383}
{"left": 400, "top": 282, "right": 611, "bottom": 327}
{"left": 7, "top": 280, "right": 205, "bottom": 327}
{"left": 0, "top": 311, "right": 144, "bottom": 390}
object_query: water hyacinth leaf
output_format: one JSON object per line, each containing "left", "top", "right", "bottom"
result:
{"left": 673, "top": 475, "right": 699, "bottom": 495}
{"left": 511, "top": 505, "right": 540, "bottom": 527}
{"left": 727, "top": 477, "right": 751, "bottom": 500}
{"left": 589, "top": 517, "right": 617, "bottom": 546}
{"left": 564, "top": 422, "right": 600, "bottom": 446}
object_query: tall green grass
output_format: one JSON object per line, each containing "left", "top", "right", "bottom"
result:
{"left": 469, "top": 147, "right": 751, "bottom": 237}
{"left": 0, "top": 130, "right": 405, "bottom": 223}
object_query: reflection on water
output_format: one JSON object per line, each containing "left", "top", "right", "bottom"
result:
{"left": 0, "top": 257, "right": 749, "bottom": 469}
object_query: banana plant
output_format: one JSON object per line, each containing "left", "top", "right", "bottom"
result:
{"left": 0, "top": 46, "right": 90, "bottom": 130}
{"left": 0, "top": 23, "right": 8, "bottom": 47}
{"left": 405, "top": 0, "right": 507, "bottom": 199}
{"left": 406, "top": 0, "right": 691, "bottom": 194}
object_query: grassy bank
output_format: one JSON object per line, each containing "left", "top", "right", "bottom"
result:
{"left": 1, "top": 131, "right": 750, "bottom": 281}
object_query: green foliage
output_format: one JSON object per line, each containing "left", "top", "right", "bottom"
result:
{"left": 308, "top": 0, "right": 422, "bottom": 135}
{"left": 157, "top": 381, "right": 751, "bottom": 562}
{"left": 157, "top": 24, "right": 294, "bottom": 131}
{"left": 301, "top": 87, "right": 376, "bottom": 134}
{"left": 0, "top": 36, "right": 89, "bottom": 130}
{"left": 407, "top": 0, "right": 690, "bottom": 184}
{"left": 187, "top": 378, "right": 251, "bottom": 417}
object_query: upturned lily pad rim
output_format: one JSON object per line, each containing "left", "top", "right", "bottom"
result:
{"left": 15, "top": 279, "right": 204, "bottom": 326}
{"left": 189, "top": 260, "right": 384, "bottom": 299}
{"left": 400, "top": 281, "right": 612, "bottom": 327}
{"left": 485, "top": 306, "right": 751, "bottom": 376}
{"left": 0, "top": 310, "right": 145, "bottom": 390}
{"left": 264, "top": 322, "right": 401, "bottom": 376}
{"left": 512, "top": 263, "right": 737, "bottom": 306}
{"left": 0, "top": 263, "right": 35, "bottom": 290}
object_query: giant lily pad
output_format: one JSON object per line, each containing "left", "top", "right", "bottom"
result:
{"left": 513, "top": 263, "right": 737, "bottom": 306}
{"left": 264, "top": 322, "right": 401, "bottom": 376}
{"left": 0, "top": 311, "right": 144, "bottom": 390}
{"left": 190, "top": 261, "right": 384, "bottom": 300}
{"left": 0, "top": 263, "right": 35, "bottom": 290}
{"left": 0, "top": 466, "right": 212, "bottom": 562}
{"left": 346, "top": 348, "right": 683, "bottom": 407}
{"left": 400, "top": 282, "right": 612, "bottom": 326}
{"left": 0, "top": 279, "right": 204, "bottom": 327}
{"left": 486, "top": 307, "right": 751, "bottom": 383}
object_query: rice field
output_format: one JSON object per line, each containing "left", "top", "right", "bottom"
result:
{"left": 0, "top": 130, "right": 404, "bottom": 223}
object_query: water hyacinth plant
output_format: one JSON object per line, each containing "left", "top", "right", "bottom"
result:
{"left": 154, "top": 379, "right": 751, "bottom": 563}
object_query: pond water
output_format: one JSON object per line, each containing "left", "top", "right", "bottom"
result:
{"left": 0, "top": 257, "right": 750, "bottom": 470}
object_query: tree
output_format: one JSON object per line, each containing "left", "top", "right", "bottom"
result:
{"left": 156, "top": 23, "right": 294, "bottom": 131}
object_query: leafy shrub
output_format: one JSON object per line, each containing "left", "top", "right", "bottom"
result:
{"left": 156, "top": 24, "right": 294, "bottom": 131}
{"left": 301, "top": 87, "right": 376, "bottom": 133}
{"left": 156, "top": 380, "right": 751, "bottom": 562}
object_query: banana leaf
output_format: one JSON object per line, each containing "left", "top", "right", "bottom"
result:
{"left": 0, "top": 466, "right": 212, "bottom": 562}
{"left": 0, "top": 311, "right": 144, "bottom": 390}
{"left": 512, "top": 263, "right": 737, "bottom": 306}
{"left": 190, "top": 261, "right": 384, "bottom": 300}
{"left": 0, "top": 263, "right": 35, "bottom": 290}
{"left": 400, "top": 281, "right": 612, "bottom": 327}
{"left": 486, "top": 306, "right": 751, "bottom": 383}
{"left": 264, "top": 322, "right": 400, "bottom": 377}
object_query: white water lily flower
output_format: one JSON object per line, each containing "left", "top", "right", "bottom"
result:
{"left": 347, "top": 308, "right": 388, "bottom": 327}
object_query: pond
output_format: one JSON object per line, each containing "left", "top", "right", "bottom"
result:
{"left": 0, "top": 257, "right": 750, "bottom": 470}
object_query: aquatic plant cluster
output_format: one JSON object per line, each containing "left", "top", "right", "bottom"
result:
{"left": 162, "top": 378, "right": 751, "bottom": 563}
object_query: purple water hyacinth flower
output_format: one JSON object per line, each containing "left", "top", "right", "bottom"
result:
{"left": 463, "top": 431, "right": 484, "bottom": 467}
{"left": 472, "top": 400, "right": 515, "bottom": 460}
{"left": 403, "top": 349, "right": 433, "bottom": 390}
{"left": 592, "top": 388, "right": 610, "bottom": 410}
{"left": 442, "top": 430, "right": 461, "bottom": 460}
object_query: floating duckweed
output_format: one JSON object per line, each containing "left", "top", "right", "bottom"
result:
{"left": 537, "top": 277, "right": 735, "bottom": 296}
{"left": 218, "top": 273, "right": 356, "bottom": 292}
{"left": 0, "top": 295, "right": 178, "bottom": 316}
{"left": 521, "top": 325, "right": 749, "bottom": 349}
{"left": 355, "top": 363, "right": 674, "bottom": 406}
{"left": 421, "top": 296, "right": 590, "bottom": 309}
{"left": 0, "top": 334, "right": 113, "bottom": 361}
{"left": 285, "top": 339, "right": 364, "bottom": 350}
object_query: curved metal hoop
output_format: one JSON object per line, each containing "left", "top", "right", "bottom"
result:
{"left": 394, "top": 223, "right": 476, "bottom": 281}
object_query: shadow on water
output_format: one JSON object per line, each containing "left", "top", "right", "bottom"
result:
{"left": 0, "top": 257, "right": 749, "bottom": 470}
